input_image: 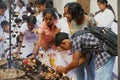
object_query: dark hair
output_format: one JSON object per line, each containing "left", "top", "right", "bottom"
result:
{"left": 46, "top": 0, "right": 54, "bottom": 8}
{"left": 46, "top": 0, "right": 60, "bottom": 19}
{"left": 43, "top": 8, "right": 57, "bottom": 19}
{"left": 68, "top": 2, "right": 84, "bottom": 20}
{"left": 26, "top": 7, "right": 35, "bottom": 14}
{"left": 27, "top": 15, "right": 37, "bottom": 24}
{"left": 19, "top": 0, "right": 25, "bottom": 6}
{"left": 0, "top": 1, "right": 7, "bottom": 10}
{"left": 27, "top": 7, "right": 32, "bottom": 12}
{"left": 54, "top": 32, "right": 69, "bottom": 46}
{"left": 14, "top": 18, "right": 22, "bottom": 23}
{"left": 97, "top": 0, "right": 116, "bottom": 21}
{"left": 64, "top": 2, "right": 73, "bottom": 8}
{"left": 36, "top": 0, "right": 46, "bottom": 5}
{"left": 29, "top": 2, "right": 34, "bottom": 7}
{"left": 22, "top": 15, "right": 28, "bottom": 21}
{"left": 1, "top": 20, "right": 9, "bottom": 28}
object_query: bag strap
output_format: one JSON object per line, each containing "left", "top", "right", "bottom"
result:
{"left": 71, "top": 28, "right": 90, "bottom": 39}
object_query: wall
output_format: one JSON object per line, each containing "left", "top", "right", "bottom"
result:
{"left": 77, "top": 0, "right": 90, "bottom": 14}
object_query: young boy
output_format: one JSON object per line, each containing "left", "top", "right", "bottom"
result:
{"left": 54, "top": 31, "right": 115, "bottom": 80}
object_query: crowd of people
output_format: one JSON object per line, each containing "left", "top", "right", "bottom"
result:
{"left": 0, "top": 0, "right": 117, "bottom": 80}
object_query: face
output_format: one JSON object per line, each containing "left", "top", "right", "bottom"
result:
{"left": 58, "top": 39, "right": 72, "bottom": 51}
{"left": 64, "top": 7, "right": 72, "bottom": 22}
{"left": 27, "top": 23, "right": 35, "bottom": 31}
{"left": 97, "top": 2, "right": 106, "bottom": 11}
{"left": 36, "top": 4, "right": 46, "bottom": 13}
{"left": 0, "top": 9, "right": 5, "bottom": 16}
{"left": 3, "top": 25, "right": 9, "bottom": 33}
{"left": 17, "top": 1, "right": 22, "bottom": 7}
{"left": 44, "top": 13, "right": 54, "bottom": 27}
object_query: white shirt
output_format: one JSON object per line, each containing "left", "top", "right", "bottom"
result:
{"left": 56, "top": 50, "right": 81, "bottom": 80}
{"left": 20, "top": 23, "right": 37, "bottom": 45}
{"left": 19, "top": 23, "right": 37, "bottom": 58}
{"left": 56, "top": 17, "right": 70, "bottom": 34}
{"left": 95, "top": 8, "right": 114, "bottom": 28}
{"left": 14, "top": 6, "right": 27, "bottom": 19}
{"left": 57, "top": 16, "right": 88, "bottom": 35}
{"left": 111, "top": 22, "right": 118, "bottom": 34}
{"left": 36, "top": 12, "right": 43, "bottom": 25}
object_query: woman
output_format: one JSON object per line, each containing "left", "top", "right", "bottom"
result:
{"left": 56, "top": 3, "right": 73, "bottom": 34}
{"left": 95, "top": 1, "right": 118, "bottom": 78}
{"left": 30, "top": 8, "right": 60, "bottom": 58}
{"left": 15, "top": 15, "right": 37, "bottom": 58}
{"left": 94, "top": 0, "right": 115, "bottom": 29}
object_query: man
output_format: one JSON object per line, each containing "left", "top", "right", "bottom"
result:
{"left": 54, "top": 2, "right": 115, "bottom": 80}
{"left": 54, "top": 31, "right": 115, "bottom": 80}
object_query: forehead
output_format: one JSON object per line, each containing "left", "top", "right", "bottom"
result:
{"left": 44, "top": 13, "right": 53, "bottom": 18}
{"left": 27, "top": 23, "right": 35, "bottom": 26}
{"left": 36, "top": 4, "right": 44, "bottom": 7}
{"left": 0, "top": 9, "right": 5, "bottom": 11}
{"left": 97, "top": 2, "right": 104, "bottom": 5}
{"left": 3, "top": 24, "right": 9, "bottom": 27}
{"left": 64, "top": 7, "right": 68, "bottom": 10}
{"left": 64, "top": 8, "right": 71, "bottom": 14}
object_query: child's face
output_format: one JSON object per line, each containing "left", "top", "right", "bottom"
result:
{"left": 0, "top": 9, "right": 5, "bottom": 16}
{"left": 36, "top": 4, "right": 46, "bottom": 12}
{"left": 59, "top": 39, "right": 72, "bottom": 51}
{"left": 27, "top": 23, "right": 35, "bottom": 31}
{"left": 44, "top": 13, "right": 54, "bottom": 27}
{"left": 3, "top": 25, "right": 9, "bottom": 32}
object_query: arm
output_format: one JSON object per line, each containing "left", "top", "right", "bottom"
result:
{"left": 56, "top": 51, "right": 86, "bottom": 73}
{"left": 30, "top": 32, "right": 41, "bottom": 58}
{"left": 54, "top": 26, "right": 60, "bottom": 37}
{"left": 65, "top": 51, "right": 86, "bottom": 73}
